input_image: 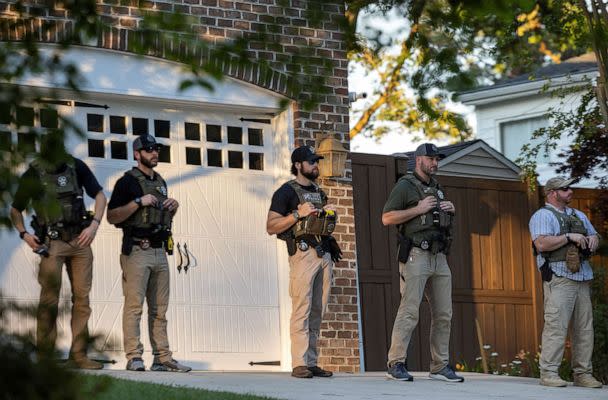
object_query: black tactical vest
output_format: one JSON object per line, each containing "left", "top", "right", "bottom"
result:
{"left": 400, "top": 174, "right": 453, "bottom": 245}
{"left": 541, "top": 206, "right": 588, "bottom": 262}
{"left": 122, "top": 168, "right": 172, "bottom": 231}
{"left": 31, "top": 160, "right": 86, "bottom": 228}
{"left": 288, "top": 180, "right": 335, "bottom": 238}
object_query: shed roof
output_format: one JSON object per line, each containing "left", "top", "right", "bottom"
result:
{"left": 394, "top": 139, "right": 521, "bottom": 181}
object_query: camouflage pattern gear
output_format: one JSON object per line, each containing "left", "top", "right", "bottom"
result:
{"left": 541, "top": 206, "right": 588, "bottom": 269}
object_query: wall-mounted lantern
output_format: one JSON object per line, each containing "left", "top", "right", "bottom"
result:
{"left": 316, "top": 135, "right": 348, "bottom": 178}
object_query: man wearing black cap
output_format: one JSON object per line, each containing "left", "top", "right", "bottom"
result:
{"left": 266, "top": 146, "right": 339, "bottom": 378}
{"left": 382, "top": 143, "right": 463, "bottom": 382}
{"left": 107, "top": 134, "right": 190, "bottom": 373}
{"left": 10, "top": 132, "right": 106, "bottom": 369}
{"left": 529, "top": 177, "right": 602, "bottom": 388}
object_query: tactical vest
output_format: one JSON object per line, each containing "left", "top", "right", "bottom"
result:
{"left": 400, "top": 175, "right": 453, "bottom": 247}
{"left": 122, "top": 168, "right": 172, "bottom": 232}
{"left": 31, "top": 160, "right": 86, "bottom": 228}
{"left": 541, "top": 206, "right": 588, "bottom": 262}
{"left": 288, "top": 180, "right": 335, "bottom": 238}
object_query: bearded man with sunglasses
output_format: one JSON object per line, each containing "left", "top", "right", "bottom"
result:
{"left": 266, "top": 146, "right": 341, "bottom": 379}
{"left": 529, "top": 176, "right": 602, "bottom": 388}
{"left": 107, "top": 134, "right": 190, "bottom": 373}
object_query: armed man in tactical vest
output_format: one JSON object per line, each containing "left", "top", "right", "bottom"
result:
{"left": 382, "top": 143, "right": 463, "bottom": 383}
{"left": 266, "top": 146, "right": 342, "bottom": 379}
{"left": 107, "top": 134, "right": 190, "bottom": 373}
{"left": 529, "top": 177, "right": 603, "bottom": 388}
{"left": 10, "top": 133, "right": 107, "bottom": 369}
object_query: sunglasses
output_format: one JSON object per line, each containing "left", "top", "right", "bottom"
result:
{"left": 558, "top": 187, "right": 571, "bottom": 191}
{"left": 141, "top": 145, "right": 161, "bottom": 153}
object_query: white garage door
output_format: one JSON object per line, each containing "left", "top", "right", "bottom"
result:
{"left": 0, "top": 97, "right": 287, "bottom": 370}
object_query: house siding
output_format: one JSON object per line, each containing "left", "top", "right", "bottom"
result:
{"left": 0, "top": 0, "right": 359, "bottom": 372}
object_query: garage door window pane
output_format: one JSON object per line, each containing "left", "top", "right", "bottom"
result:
{"left": 111, "top": 141, "right": 127, "bottom": 159}
{"left": 158, "top": 145, "right": 171, "bottom": 163}
{"left": 248, "top": 128, "right": 263, "bottom": 146}
{"left": 17, "top": 107, "right": 35, "bottom": 127}
{"left": 0, "top": 131, "right": 11, "bottom": 151}
{"left": 249, "top": 153, "right": 264, "bottom": 170}
{"left": 185, "top": 122, "right": 200, "bottom": 141}
{"left": 228, "top": 151, "right": 243, "bottom": 168}
{"left": 186, "top": 147, "right": 201, "bottom": 165}
{"left": 154, "top": 120, "right": 170, "bottom": 138}
{"left": 40, "top": 108, "right": 59, "bottom": 129}
{"left": 206, "top": 124, "right": 222, "bottom": 142}
{"left": 110, "top": 115, "right": 126, "bottom": 134}
{"left": 207, "top": 149, "right": 222, "bottom": 167}
{"left": 88, "top": 139, "right": 104, "bottom": 158}
{"left": 0, "top": 103, "right": 10, "bottom": 124}
{"left": 133, "top": 118, "right": 148, "bottom": 135}
{"left": 227, "top": 126, "right": 242, "bottom": 144}
{"left": 17, "top": 132, "right": 36, "bottom": 152}
{"left": 87, "top": 114, "right": 104, "bottom": 132}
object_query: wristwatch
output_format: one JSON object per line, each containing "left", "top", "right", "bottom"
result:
{"left": 292, "top": 210, "right": 300, "bottom": 221}
{"left": 565, "top": 233, "right": 571, "bottom": 243}
{"left": 19, "top": 231, "right": 27, "bottom": 240}
{"left": 134, "top": 197, "right": 142, "bottom": 207}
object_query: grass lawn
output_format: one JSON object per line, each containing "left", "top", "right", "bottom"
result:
{"left": 79, "top": 373, "right": 279, "bottom": 400}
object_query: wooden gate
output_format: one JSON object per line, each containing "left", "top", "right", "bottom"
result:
{"left": 353, "top": 153, "right": 544, "bottom": 371}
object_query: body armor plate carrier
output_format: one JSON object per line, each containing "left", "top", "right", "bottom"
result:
{"left": 288, "top": 180, "right": 336, "bottom": 238}
{"left": 122, "top": 168, "right": 173, "bottom": 232}
{"left": 541, "top": 206, "right": 588, "bottom": 263}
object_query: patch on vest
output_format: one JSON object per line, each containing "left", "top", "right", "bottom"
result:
{"left": 156, "top": 186, "right": 167, "bottom": 196}
{"left": 57, "top": 176, "right": 68, "bottom": 187}
{"left": 437, "top": 190, "right": 444, "bottom": 199}
{"left": 302, "top": 192, "right": 323, "bottom": 203}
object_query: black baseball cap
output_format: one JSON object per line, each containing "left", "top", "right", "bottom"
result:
{"left": 291, "top": 146, "right": 324, "bottom": 163}
{"left": 133, "top": 134, "right": 161, "bottom": 151}
{"left": 414, "top": 143, "right": 446, "bottom": 159}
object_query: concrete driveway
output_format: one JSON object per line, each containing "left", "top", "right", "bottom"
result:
{"left": 89, "top": 370, "right": 607, "bottom": 400}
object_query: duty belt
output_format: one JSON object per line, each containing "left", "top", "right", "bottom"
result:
{"left": 133, "top": 238, "right": 163, "bottom": 250}
{"left": 412, "top": 239, "right": 444, "bottom": 254}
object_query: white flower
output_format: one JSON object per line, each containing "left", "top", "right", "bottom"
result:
{"left": 512, "top": 360, "right": 522, "bottom": 365}
{"left": 491, "top": 352, "right": 499, "bottom": 357}
{"left": 483, "top": 344, "right": 491, "bottom": 350}
{"left": 475, "top": 356, "right": 482, "bottom": 361}
{"left": 501, "top": 364, "right": 507, "bottom": 368}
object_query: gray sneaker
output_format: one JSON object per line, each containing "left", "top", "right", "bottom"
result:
{"left": 429, "top": 365, "right": 464, "bottom": 382}
{"left": 126, "top": 357, "right": 145, "bottom": 371}
{"left": 150, "top": 359, "right": 192, "bottom": 372}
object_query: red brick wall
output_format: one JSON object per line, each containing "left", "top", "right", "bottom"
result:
{"left": 1, "top": 0, "right": 359, "bottom": 372}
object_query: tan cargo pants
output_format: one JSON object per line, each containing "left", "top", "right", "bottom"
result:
{"left": 387, "top": 247, "right": 453, "bottom": 373}
{"left": 120, "top": 246, "right": 172, "bottom": 363}
{"left": 288, "top": 247, "right": 333, "bottom": 368}
{"left": 37, "top": 238, "right": 93, "bottom": 357}
{"left": 540, "top": 276, "right": 594, "bottom": 377}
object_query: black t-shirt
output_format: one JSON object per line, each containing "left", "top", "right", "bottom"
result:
{"left": 12, "top": 157, "right": 103, "bottom": 212}
{"left": 269, "top": 181, "right": 319, "bottom": 217}
{"left": 107, "top": 169, "right": 152, "bottom": 211}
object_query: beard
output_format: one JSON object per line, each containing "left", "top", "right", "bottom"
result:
{"left": 140, "top": 155, "right": 158, "bottom": 169}
{"left": 302, "top": 168, "right": 319, "bottom": 181}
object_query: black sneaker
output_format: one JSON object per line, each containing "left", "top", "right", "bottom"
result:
{"left": 126, "top": 357, "right": 145, "bottom": 371}
{"left": 308, "top": 366, "right": 333, "bottom": 377}
{"left": 387, "top": 362, "right": 413, "bottom": 381}
{"left": 429, "top": 365, "right": 464, "bottom": 382}
{"left": 150, "top": 359, "right": 192, "bottom": 372}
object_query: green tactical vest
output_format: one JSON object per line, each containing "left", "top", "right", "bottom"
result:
{"left": 31, "top": 159, "right": 86, "bottom": 227}
{"left": 542, "top": 206, "right": 588, "bottom": 262}
{"left": 288, "top": 180, "right": 335, "bottom": 238}
{"left": 400, "top": 174, "right": 453, "bottom": 245}
{"left": 123, "top": 168, "right": 172, "bottom": 231}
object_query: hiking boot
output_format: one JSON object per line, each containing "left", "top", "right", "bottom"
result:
{"left": 386, "top": 362, "right": 413, "bottom": 381}
{"left": 540, "top": 374, "right": 567, "bottom": 387}
{"left": 126, "top": 357, "right": 145, "bottom": 371}
{"left": 429, "top": 365, "right": 464, "bottom": 382}
{"left": 308, "top": 366, "right": 333, "bottom": 377}
{"left": 291, "top": 366, "right": 313, "bottom": 378}
{"left": 150, "top": 359, "right": 192, "bottom": 372}
{"left": 67, "top": 356, "right": 103, "bottom": 370}
{"left": 573, "top": 374, "right": 603, "bottom": 388}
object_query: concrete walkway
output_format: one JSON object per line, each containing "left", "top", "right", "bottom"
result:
{"left": 89, "top": 370, "right": 607, "bottom": 400}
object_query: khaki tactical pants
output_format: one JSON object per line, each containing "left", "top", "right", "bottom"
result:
{"left": 540, "top": 276, "right": 594, "bottom": 377}
{"left": 37, "top": 238, "right": 93, "bottom": 357}
{"left": 288, "top": 247, "right": 333, "bottom": 368}
{"left": 387, "top": 247, "right": 453, "bottom": 373}
{"left": 120, "top": 246, "right": 172, "bottom": 363}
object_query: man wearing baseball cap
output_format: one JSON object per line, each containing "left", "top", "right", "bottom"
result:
{"left": 266, "top": 146, "right": 340, "bottom": 378}
{"left": 107, "top": 134, "right": 191, "bottom": 373}
{"left": 382, "top": 142, "right": 463, "bottom": 382}
{"left": 529, "top": 177, "right": 602, "bottom": 388}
